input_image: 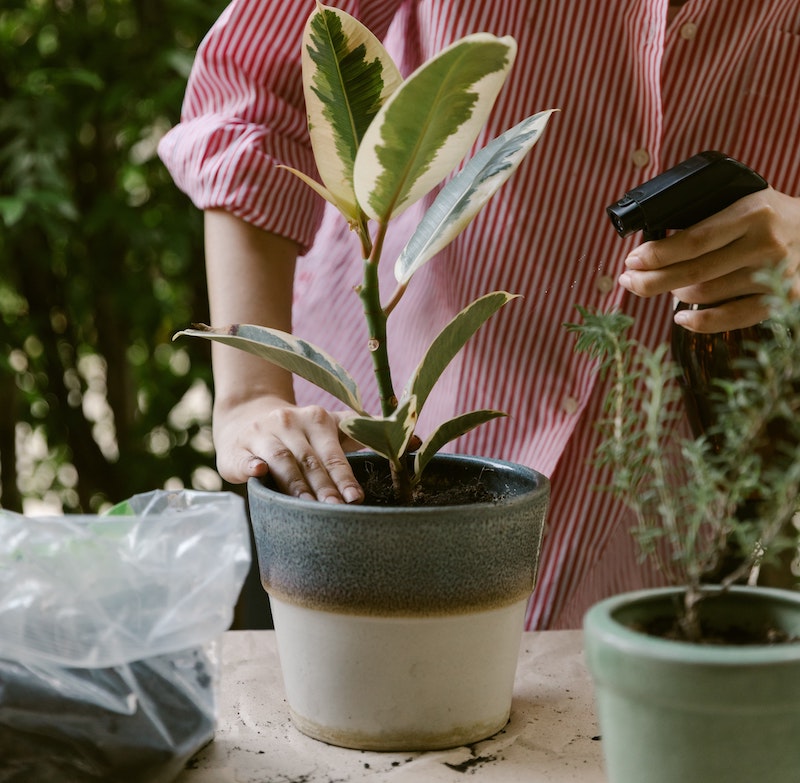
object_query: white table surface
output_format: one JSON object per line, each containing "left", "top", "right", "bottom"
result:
{"left": 176, "top": 629, "right": 606, "bottom": 783}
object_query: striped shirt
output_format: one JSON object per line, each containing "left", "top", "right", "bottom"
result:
{"left": 159, "top": 0, "right": 800, "bottom": 629}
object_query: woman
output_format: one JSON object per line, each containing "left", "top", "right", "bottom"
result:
{"left": 159, "top": 0, "right": 800, "bottom": 628}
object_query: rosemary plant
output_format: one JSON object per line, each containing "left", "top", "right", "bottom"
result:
{"left": 567, "top": 268, "right": 800, "bottom": 640}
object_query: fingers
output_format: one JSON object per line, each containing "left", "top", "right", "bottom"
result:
{"left": 618, "top": 188, "right": 800, "bottom": 332}
{"left": 670, "top": 265, "right": 772, "bottom": 307}
{"left": 619, "top": 241, "right": 752, "bottom": 299}
{"left": 213, "top": 401, "right": 365, "bottom": 504}
{"left": 673, "top": 296, "right": 771, "bottom": 333}
{"left": 618, "top": 210, "right": 763, "bottom": 300}
{"left": 268, "top": 406, "right": 364, "bottom": 504}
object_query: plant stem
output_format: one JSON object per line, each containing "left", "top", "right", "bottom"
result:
{"left": 390, "top": 455, "right": 413, "bottom": 503}
{"left": 384, "top": 280, "right": 407, "bottom": 316}
{"left": 356, "top": 220, "right": 412, "bottom": 503}
{"left": 679, "top": 586, "right": 703, "bottom": 642}
{"left": 358, "top": 221, "right": 397, "bottom": 417}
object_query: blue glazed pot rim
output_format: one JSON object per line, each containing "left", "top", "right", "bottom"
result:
{"left": 249, "top": 451, "right": 549, "bottom": 513}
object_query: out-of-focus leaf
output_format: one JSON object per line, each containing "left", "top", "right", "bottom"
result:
{"left": 0, "top": 198, "right": 26, "bottom": 226}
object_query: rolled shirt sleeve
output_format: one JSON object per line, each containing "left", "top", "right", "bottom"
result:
{"left": 158, "top": 0, "right": 406, "bottom": 252}
{"left": 157, "top": 1, "right": 325, "bottom": 252}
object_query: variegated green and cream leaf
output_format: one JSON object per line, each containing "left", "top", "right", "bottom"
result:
{"left": 394, "top": 109, "right": 556, "bottom": 284}
{"left": 404, "top": 291, "right": 518, "bottom": 413}
{"left": 339, "top": 396, "right": 417, "bottom": 462}
{"left": 353, "top": 33, "right": 517, "bottom": 223}
{"left": 175, "top": 324, "right": 365, "bottom": 414}
{"left": 413, "top": 410, "right": 507, "bottom": 482}
{"left": 301, "top": 2, "right": 402, "bottom": 221}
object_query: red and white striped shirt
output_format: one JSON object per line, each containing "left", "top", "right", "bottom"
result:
{"left": 159, "top": 0, "right": 800, "bottom": 629}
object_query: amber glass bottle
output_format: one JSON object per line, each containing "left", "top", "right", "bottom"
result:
{"left": 670, "top": 304, "right": 772, "bottom": 450}
{"left": 671, "top": 302, "right": 799, "bottom": 585}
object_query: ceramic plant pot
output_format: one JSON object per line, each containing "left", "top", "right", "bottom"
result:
{"left": 583, "top": 586, "right": 800, "bottom": 783}
{"left": 247, "top": 452, "right": 549, "bottom": 751}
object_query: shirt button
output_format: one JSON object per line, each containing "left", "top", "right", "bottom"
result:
{"left": 680, "top": 22, "right": 698, "bottom": 40}
{"left": 631, "top": 148, "right": 650, "bottom": 167}
{"left": 562, "top": 396, "right": 580, "bottom": 416}
{"left": 596, "top": 275, "right": 614, "bottom": 294}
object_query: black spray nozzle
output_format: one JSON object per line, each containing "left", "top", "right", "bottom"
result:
{"left": 607, "top": 150, "right": 768, "bottom": 241}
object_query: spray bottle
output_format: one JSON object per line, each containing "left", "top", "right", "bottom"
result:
{"left": 606, "top": 152, "right": 792, "bottom": 583}
{"left": 606, "top": 150, "right": 769, "bottom": 446}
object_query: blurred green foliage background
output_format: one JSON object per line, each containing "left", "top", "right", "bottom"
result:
{"left": 0, "top": 0, "right": 229, "bottom": 513}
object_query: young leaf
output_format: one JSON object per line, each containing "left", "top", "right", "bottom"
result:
{"left": 301, "top": 2, "right": 402, "bottom": 222}
{"left": 175, "top": 324, "right": 365, "bottom": 414}
{"left": 404, "top": 291, "right": 518, "bottom": 412}
{"left": 276, "top": 164, "right": 341, "bottom": 213}
{"left": 354, "top": 33, "right": 517, "bottom": 222}
{"left": 413, "top": 410, "right": 507, "bottom": 481}
{"left": 394, "top": 110, "right": 555, "bottom": 284}
{"left": 339, "top": 396, "right": 417, "bottom": 462}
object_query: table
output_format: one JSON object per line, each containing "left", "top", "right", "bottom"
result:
{"left": 176, "top": 630, "right": 606, "bottom": 783}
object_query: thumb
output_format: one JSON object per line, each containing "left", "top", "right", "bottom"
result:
{"left": 216, "top": 452, "right": 269, "bottom": 485}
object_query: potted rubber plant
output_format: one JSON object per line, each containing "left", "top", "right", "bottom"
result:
{"left": 567, "top": 268, "right": 800, "bottom": 783}
{"left": 176, "top": 2, "right": 553, "bottom": 751}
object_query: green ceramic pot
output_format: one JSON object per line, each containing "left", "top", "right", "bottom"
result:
{"left": 247, "top": 452, "right": 549, "bottom": 751}
{"left": 584, "top": 586, "right": 800, "bottom": 783}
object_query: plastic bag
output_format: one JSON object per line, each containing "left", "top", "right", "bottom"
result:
{"left": 0, "top": 489, "right": 251, "bottom": 783}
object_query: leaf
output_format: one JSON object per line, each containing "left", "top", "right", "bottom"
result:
{"left": 394, "top": 109, "right": 556, "bottom": 284}
{"left": 276, "top": 164, "right": 342, "bottom": 212}
{"left": 339, "top": 396, "right": 417, "bottom": 462}
{"left": 301, "top": 2, "right": 402, "bottom": 221}
{"left": 0, "top": 197, "right": 26, "bottom": 227}
{"left": 175, "top": 324, "right": 365, "bottom": 414}
{"left": 413, "top": 410, "right": 507, "bottom": 480}
{"left": 405, "top": 291, "right": 518, "bottom": 412}
{"left": 354, "top": 33, "right": 517, "bottom": 222}
{"left": 102, "top": 500, "right": 135, "bottom": 516}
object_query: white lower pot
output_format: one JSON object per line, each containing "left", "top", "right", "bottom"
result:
{"left": 247, "top": 453, "right": 549, "bottom": 751}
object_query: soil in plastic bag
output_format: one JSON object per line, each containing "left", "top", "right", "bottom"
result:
{"left": 0, "top": 645, "right": 215, "bottom": 783}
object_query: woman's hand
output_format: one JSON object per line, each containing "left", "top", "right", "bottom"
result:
{"left": 202, "top": 212, "right": 364, "bottom": 504}
{"left": 618, "top": 188, "right": 800, "bottom": 332}
{"left": 213, "top": 394, "right": 366, "bottom": 504}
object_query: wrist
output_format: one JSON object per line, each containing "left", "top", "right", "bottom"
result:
{"left": 213, "top": 387, "right": 296, "bottom": 419}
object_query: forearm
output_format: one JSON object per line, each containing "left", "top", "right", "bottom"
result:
{"left": 202, "top": 209, "right": 363, "bottom": 500}
{"left": 204, "top": 209, "right": 299, "bottom": 410}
